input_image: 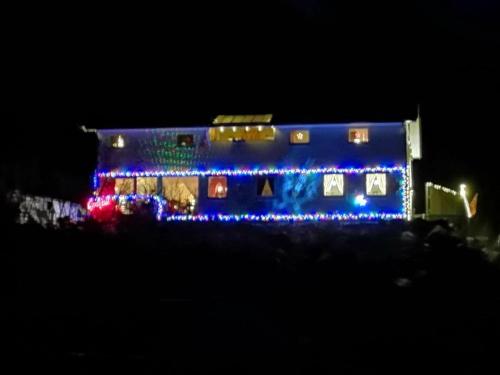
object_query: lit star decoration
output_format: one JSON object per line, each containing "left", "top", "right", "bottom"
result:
{"left": 354, "top": 194, "right": 368, "bottom": 207}
{"left": 88, "top": 165, "right": 409, "bottom": 222}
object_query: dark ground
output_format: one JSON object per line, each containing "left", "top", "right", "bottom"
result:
{"left": 2, "top": 208, "right": 500, "bottom": 374}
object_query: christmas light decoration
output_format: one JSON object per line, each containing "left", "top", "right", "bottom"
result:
{"left": 426, "top": 182, "right": 457, "bottom": 196}
{"left": 90, "top": 165, "right": 409, "bottom": 222}
{"left": 87, "top": 195, "right": 115, "bottom": 211}
{"left": 87, "top": 194, "right": 166, "bottom": 221}
{"left": 97, "top": 165, "right": 405, "bottom": 179}
{"left": 354, "top": 194, "right": 368, "bottom": 207}
{"left": 164, "top": 212, "right": 404, "bottom": 222}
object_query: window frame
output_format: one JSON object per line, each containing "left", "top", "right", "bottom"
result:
{"left": 323, "top": 174, "right": 345, "bottom": 197}
{"left": 176, "top": 134, "right": 195, "bottom": 147}
{"left": 256, "top": 176, "right": 275, "bottom": 198}
{"left": 136, "top": 177, "right": 159, "bottom": 195}
{"left": 289, "top": 130, "right": 310, "bottom": 144}
{"left": 114, "top": 177, "right": 135, "bottom": 195}
{"left": 365, "top": 173, "right": 387, "bottom": 196}
{"left": 348, "top": 128, "right": 369, "bottom": 144}
{"left": 110, "top": 134, "right": 126, "bottom": 149}
{"left": 207, "top": 176, "right": 228, "bottom": 199}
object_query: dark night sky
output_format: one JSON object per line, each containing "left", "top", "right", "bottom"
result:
{"left": 1, "top": 0, "right": 500, "bottom": 230}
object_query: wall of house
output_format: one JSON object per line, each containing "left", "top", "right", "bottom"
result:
{"left": 97, "top": 123, "right": 406, "bottom": 171}
{"left": 96, "top": 123, "right": 407, "bottom": 215}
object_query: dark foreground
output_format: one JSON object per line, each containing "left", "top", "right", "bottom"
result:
{"left": 2, "top": 218, "right": 500, "bottom": 374}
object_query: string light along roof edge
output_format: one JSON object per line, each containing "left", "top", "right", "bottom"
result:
{"left": 97, "top": 165, "right": 406, "bottom": 178}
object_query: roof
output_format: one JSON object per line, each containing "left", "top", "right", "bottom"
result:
{"left": 79, "top": 107, "right": 418, "bottom": 130}
{"left": 212, "top": 114, "right": 273, "bottom": 125}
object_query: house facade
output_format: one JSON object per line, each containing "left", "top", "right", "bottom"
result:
{"left": 86, "top": 115, "right": 421, "bottom": 222}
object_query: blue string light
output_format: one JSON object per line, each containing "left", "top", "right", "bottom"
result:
{"left": 163, "top": 213, "right": 405, "bottom": 222}
{"left": 90, "top": 165, "right": 409, "bottom": 222}
{"left": 97, "top": 165, "right": 405, "bottom": 178}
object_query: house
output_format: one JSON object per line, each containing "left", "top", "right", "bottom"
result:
{"left": 85, "top": 114, "right": 421, "bottom": 222}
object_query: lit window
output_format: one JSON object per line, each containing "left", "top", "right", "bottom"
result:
{"left": 136, "top": 177, "right": 158, "bottom": 195}
{"left": 366, "top": 173, "right": 387, "bottom": 196}
{"left": 177, "top": 134, "right": 194, "bottom": 147}
{"left": 208, "top": 126, "right": 275, "bottom": 142}
{"left": 257, "top": 176, "right": 275, "bottom": 197}
{"left": 111, "top": 135, "right": 125, "bottom": 148}
{"left": 208, "top": 176, "right": 228, "bottom": 198}
{"left": 114, "top": 178, "right": 134, "bottom": 195}
{"left": 162, "top": 177, "right": 199, "bottom": 214}
{"left": 290, "top": 130, "right": 310, "bottom": 144}
{"left": 98, "top": 177, "right": 116, "bottom": 196}
{"left": 323, "top": 174, "right": 344, "bottom": 196}
{"left": 348, "top": 128, "right": 369, "bottom": 144}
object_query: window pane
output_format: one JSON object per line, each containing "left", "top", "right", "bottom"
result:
{"left": 115, "top": 178, "right": 134, "bottom": 195}
{"left": 137, "top": 177, "right": 158, "bottom": 195}
{"left": 98, "top": 177, "right": 116, "bottom": 195}
{"left": 111, "top": 135, "right": 125, "bottom": 148}
{"left": 290, "top": 130, "right": 310, "bottom": 144}
{"left": 208, "top": 176, "right": 228, "bottom": 198}
{"left": 177, "top": 134, "right": 194, "bottom": 147}
{"left": 323, "top": 174, "right": 344, "bottom": 196}
{"left": 208, "top": 126, "right": 275, "bottom": 142}
{"left": 257, "top": 177, "right": 274, "bottom": 197}
{"left": 162, "top": 177, "right": 199, "bottom": 213}
{"left": 366, "top": 173, "right": 387, "bottom": 196}
{"left": 348, "top": 128, "right": 369, "bottom": 143}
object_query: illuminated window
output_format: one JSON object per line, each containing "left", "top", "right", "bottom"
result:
{"left": 257, "top": 177, "right": 274, "bottom": 197}
{"left": 177, "top": 134, "right": 194, "bottom": 147}
{"left": 208, "top": 176, "right": 228, "bottom": 198}
{"left": 114, "top": 178, "right": 134, "bottom": 195}
{"left": 348, "top": 128, "right": 369, "bottom": 144}
{"left": 98, "top": 177, "right": 116, "bottom": 196}
{"left": 323, "top": 174, "right": 344, "bottom": 196}
{"left": 208, "top": 126, "right": 275, "bottom": 142}
{"left": 111, "top": 135, "right": 125, "bottom": 148}
{"left": 366, "top": 173, "right": 387, "bottom": 196}
{"left": 290, "top": 130, "right": 310, "bottom": 144}
{"left": 162, "top": 177, "right": 199, "bottom": 214}
{"left": 136, "top": 177, "right": 158, "bottom": 195}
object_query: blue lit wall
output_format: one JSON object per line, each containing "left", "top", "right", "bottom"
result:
{"left": 96, "top": 122, "right": 407, "bottom": 216}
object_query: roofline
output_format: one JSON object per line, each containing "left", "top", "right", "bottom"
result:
{"left": 93, "top": 121, "right": 408, "bottom": 132}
